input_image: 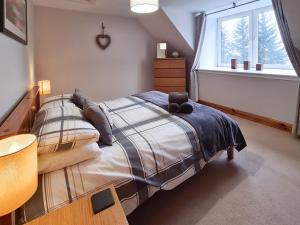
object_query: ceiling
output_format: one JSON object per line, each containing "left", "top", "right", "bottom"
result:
{"left": 160, "top": 0, "right": 237, "bottom": 13}
{"left": 32, "top": 0, "right": 239, "bottom": 17}
{"left": 32, "top": 0, "right": 135, "bottom": 17}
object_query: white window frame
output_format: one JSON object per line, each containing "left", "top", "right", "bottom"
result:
{"left": 217, "top": 6, "right": 293, "bottom": 70}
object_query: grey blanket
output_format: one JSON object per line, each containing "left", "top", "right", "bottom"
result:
{"left": 134, "top": 91, "right": 247, "bottom": 161}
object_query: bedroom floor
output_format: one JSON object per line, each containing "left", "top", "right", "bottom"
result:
{"left": 128, "top": 116, "right": 300, "bottom": 225}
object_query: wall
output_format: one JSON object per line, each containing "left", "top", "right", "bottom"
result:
{"left": 0, "top": 0, "right": 35, "bottom": 123}
{"left": 34, "top": 6, "right": 156, "bottom": 102}
{"left": 198, "top": 71, "right": 299, "bottom": 124}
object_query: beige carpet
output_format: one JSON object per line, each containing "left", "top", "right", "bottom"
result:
{"left": 128, "top": 116, "right": 300, "bottom": 225}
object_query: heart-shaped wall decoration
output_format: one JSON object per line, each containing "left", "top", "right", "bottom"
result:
{"left": 96, "top": 34, "right": 111, "bottom": 50}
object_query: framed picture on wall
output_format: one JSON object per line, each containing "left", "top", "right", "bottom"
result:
{"left": 0, "top": 0, "right": 27, "bottom": 45}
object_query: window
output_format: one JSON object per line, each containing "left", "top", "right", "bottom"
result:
{"left": 218, "top": 6, "right": 292, "bottom": 69}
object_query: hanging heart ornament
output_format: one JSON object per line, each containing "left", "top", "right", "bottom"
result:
{"left": 96, "top": 34, "right": 111, "bottom": 50}
{"left": 96, "top": 22, "right": 111, "bottom": 50}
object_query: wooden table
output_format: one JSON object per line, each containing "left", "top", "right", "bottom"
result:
{"left": 25, "top": 185, "right": 128, "bottom": 225}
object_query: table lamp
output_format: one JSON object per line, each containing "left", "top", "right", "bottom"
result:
{"left": 0, "top": 134, "right": 38, "bottom": 216}
{"left": 157, "top": 43, "right": 167, "bottom": 58}
{"left": 38, "top": 80, "right": 51, "bottom": 96}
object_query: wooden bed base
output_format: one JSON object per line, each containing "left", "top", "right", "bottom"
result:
{"left": 0, "top": 86, "right": 40, "bottom": 140}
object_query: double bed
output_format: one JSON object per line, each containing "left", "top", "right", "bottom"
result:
{"left": 0, "top": 88, "right": 246, "bottom": 224}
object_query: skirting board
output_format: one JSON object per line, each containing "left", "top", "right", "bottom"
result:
{"left": 198, "top": 100, "right": 293, "bottom": 133}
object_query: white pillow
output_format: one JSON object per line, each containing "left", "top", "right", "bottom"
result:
{"left": 41, "top": 94, "right": 77, "bottom": 110}
{"left": 38, "top": 142, "right": 101, "bottom": 174}
{"left": 32, "top": 106, "right": 100, "bottom": 154}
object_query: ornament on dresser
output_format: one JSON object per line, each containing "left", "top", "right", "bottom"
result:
{"left": 171, "top": 51, "right": 180, "bottom": 58}
{"left": 96, "top": 22, "right": 111, "bottom": 50}
{"left": 244, "top": 61, "right": 250, "bottom": 70}
{"left": 256, "top": 64, "right": 263, "bottom": 71}
{"left": 231, "top": 59, "right": 237, "bottom": 69}
{"left": 157, "top": 43, "right": 167, "bottom": 58}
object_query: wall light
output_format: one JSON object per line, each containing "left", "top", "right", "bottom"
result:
{"left": 131, "top": 0, "right": 159, "bottom": 14}
{"left": 38, "top": 80, "right": 51, "bottom": 96}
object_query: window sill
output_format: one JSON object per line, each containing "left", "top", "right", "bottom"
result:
{"left": 197, "top": 67, "right": 299, "bottom": 81}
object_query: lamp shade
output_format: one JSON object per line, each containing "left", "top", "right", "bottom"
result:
{"left": 0, "top": 134, "right": 38, "bottom": 216}
{"left": 159, "top": 43, "right": 167, "bottom": 50}
{"left": 38, "top": 80, "right": 51, "bottom": 95}
{"left": 130, "top": 0, "right": 159, "bottom": 13}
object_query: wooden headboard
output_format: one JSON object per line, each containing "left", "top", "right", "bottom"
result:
{"left": 0, "top": 86, "right": 40, "bottom": 140}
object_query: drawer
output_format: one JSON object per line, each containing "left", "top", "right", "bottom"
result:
{"left": 155, "top": 78, "right": 186, "bottom": 87}
{"left": 155, "top": 86, "right": 186, "bottom": 93}
{"left": 154, "top": 59, "right": 185, "bottom": 69}
{"left": 154, "top": 68, "right": 186, "bottom": 78}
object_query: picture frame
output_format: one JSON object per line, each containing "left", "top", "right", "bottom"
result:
{"left": 0, "top": 0, "right": 27, "bottom": 45}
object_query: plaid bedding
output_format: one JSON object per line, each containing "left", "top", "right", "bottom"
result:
{"left": 40, "top": 94, "right": 76, "bottom": 110}
{"left": 19, "top": 94, "right": 245, "bottom": 224}
{"left": 32, "top": 106, "right": 100, "bottom": 154}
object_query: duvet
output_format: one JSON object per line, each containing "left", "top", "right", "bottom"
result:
{"left": 19, "top": 91, "right": 246, "bottom": 224}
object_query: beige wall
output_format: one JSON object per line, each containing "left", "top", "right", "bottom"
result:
{"left": 34, "top": 6, "right": 156, "bottom": 102}
{"left": 0, "top": 0, "right": 35, "bottom": 123}
{"left": 198, "top": 71, "right": 299, "bottom": 124}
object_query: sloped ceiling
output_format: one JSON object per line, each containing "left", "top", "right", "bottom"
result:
{"left": 137, "top": 9, "right": 194, "bottom": 58}
{"left": 160, "top": 0, "right": 236, "bottom": 13}
{"left": 32, "top": 0, "right": 236, "bottom": 17}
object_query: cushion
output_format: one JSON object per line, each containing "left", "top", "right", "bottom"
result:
{"left": 83, "top": 100, "right": 113, "bottom": 146}
{"left": 38, "top": 142, "right": 101, "bottom": 174}
{"left": 99, "top": 102, "right": 114, "bottom": 128}
{"left": 32, "top": 106, "right": 100, "bottom": 154}
{"left": 168, "top": 92, "right": 189, "bottom": 105}
{"left": 41, "top": 94, "right": 76, "bottom": 110}
{"left": 72, "top": 89, "right": 86, "bottom": 109}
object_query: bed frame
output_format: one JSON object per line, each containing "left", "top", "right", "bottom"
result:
{"left": 0, "top": 87, "right": 235, "bottom": 225}
{"left": 0, "top": 86, "right": 40, "bottom": 140}
{"left": 0, "top": 87, "right": 235, "bottom": 161}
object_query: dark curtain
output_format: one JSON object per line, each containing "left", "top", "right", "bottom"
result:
{"left": 190, "top": 13, "right": 206, "bottom": 101}
{"left": 272, "top": 0, "right": 300, "bottom": 136}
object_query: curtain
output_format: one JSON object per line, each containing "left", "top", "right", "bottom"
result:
{"left": 190, "top": 13, "right": 207, "bottom": 101}
{"left": 272, "top": 0, "right": 300, "bottom": 136}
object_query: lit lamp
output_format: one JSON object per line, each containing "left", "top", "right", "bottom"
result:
{"left": 130, "top": 0, "right": 159, "bottom": 13}
{"left": 38, "top": 80, "right": 51, "bottom": 96}
{"left": 157, "top": 42, "right": 167, "bottom": 58}
{"left": 0, "top": 134, "right": 38, "bottom": 216}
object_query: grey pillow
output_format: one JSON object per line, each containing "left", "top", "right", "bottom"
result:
{"left": 72, "top": 89, "right": 86, "bottom": 109}
{"left": 83, "top": 100, "right": 113, "bottom": 146}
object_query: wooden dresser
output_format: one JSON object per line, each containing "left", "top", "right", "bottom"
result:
{"left": 153, "top": 58, "right": 186, "bottom": 93}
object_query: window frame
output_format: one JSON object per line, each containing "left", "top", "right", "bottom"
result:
{"left": 217, "top": 6, "right": 293, "bottom": 70}
{"left": 217, "top": 11, "right": 252, "bottom": 67}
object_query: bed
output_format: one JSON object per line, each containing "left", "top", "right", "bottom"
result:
{"left": 0, "top": 88, "right": 246, "bottom": 224}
